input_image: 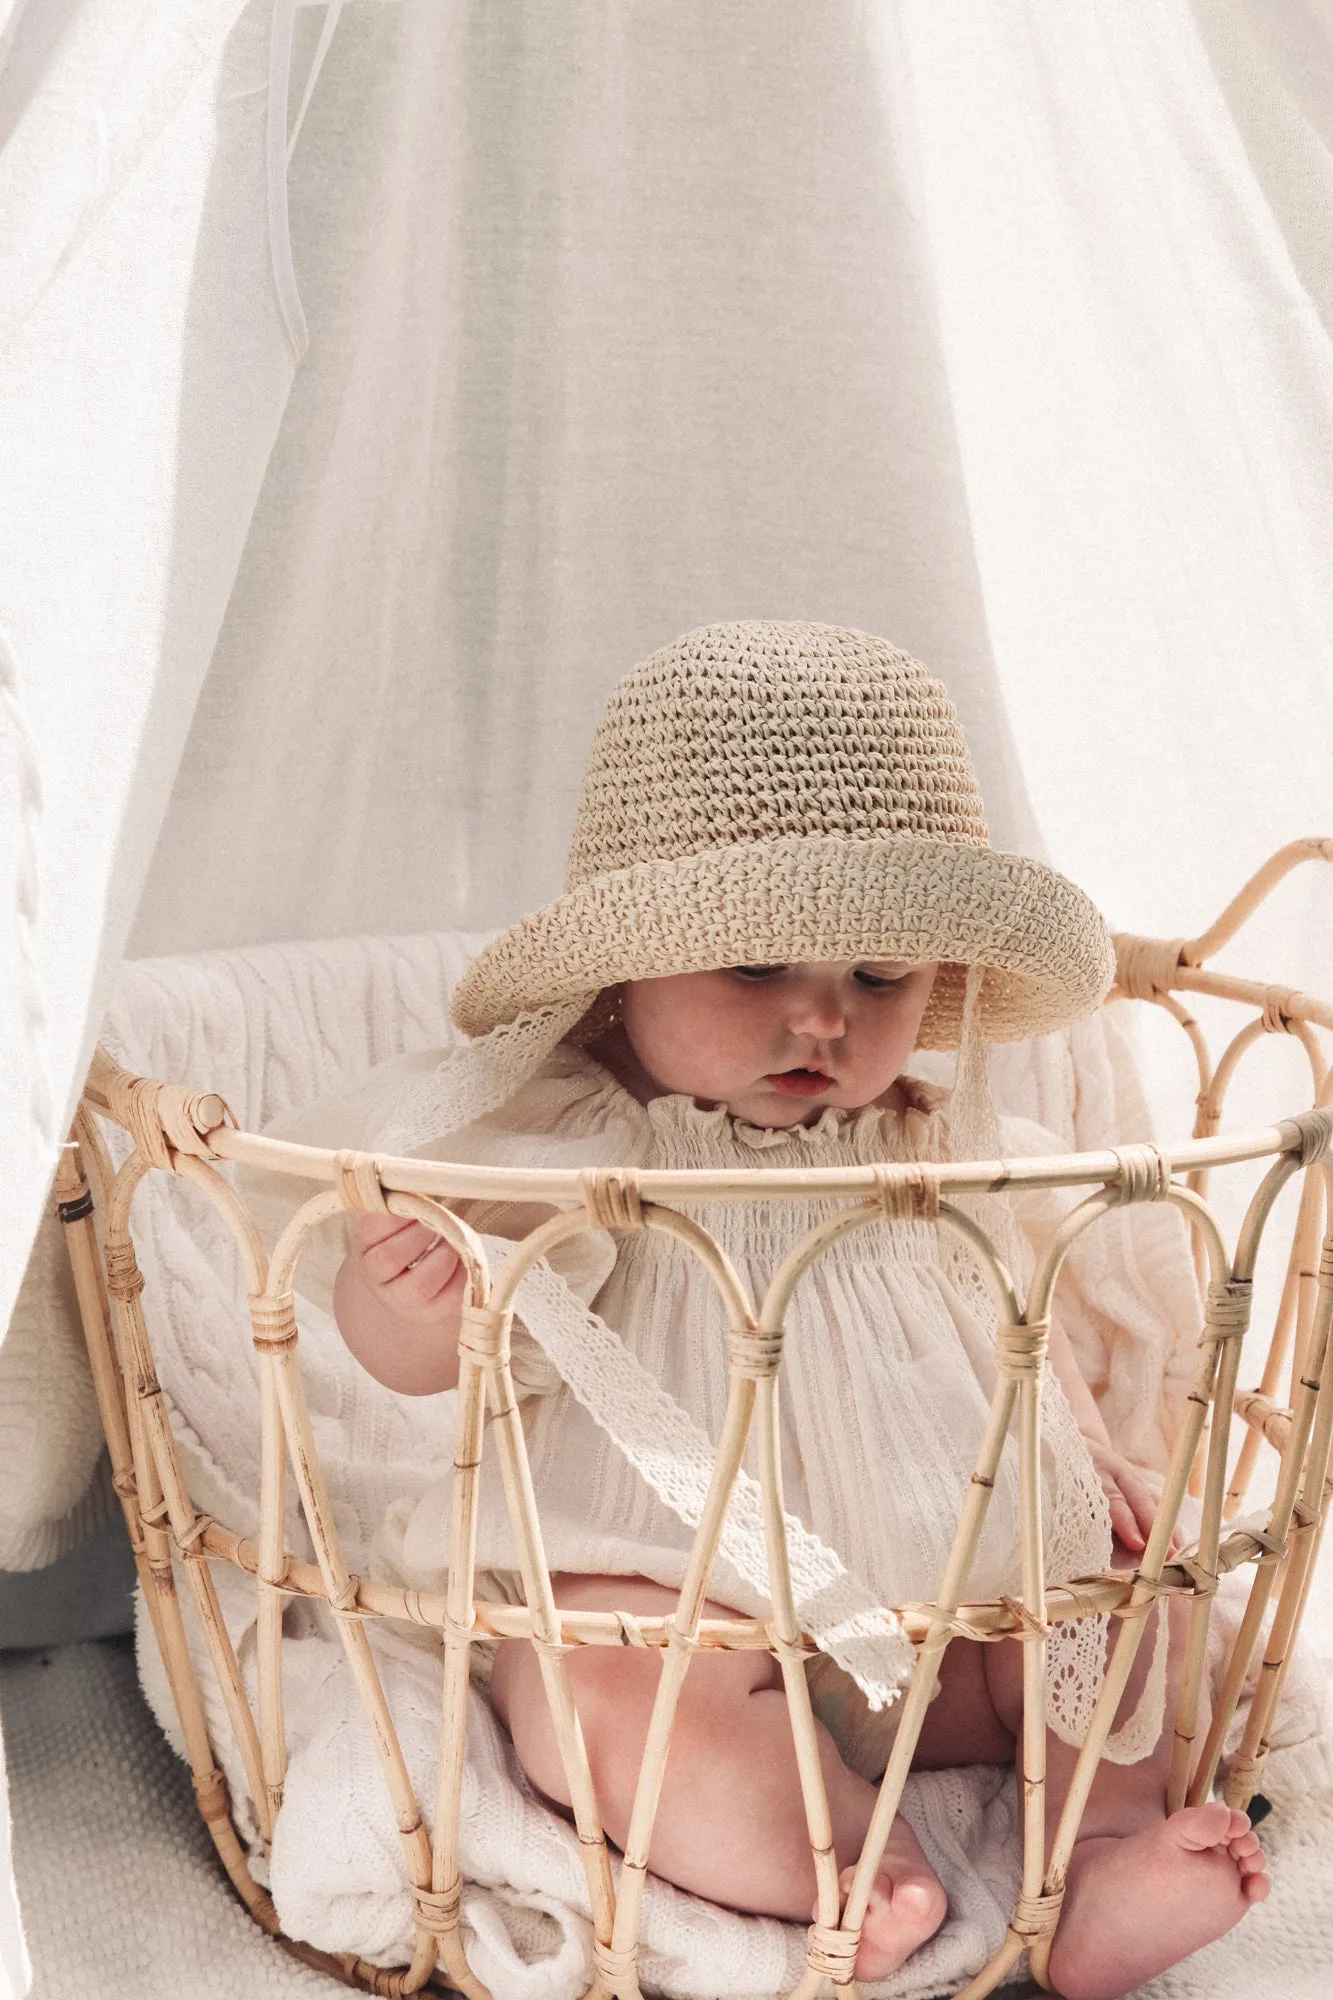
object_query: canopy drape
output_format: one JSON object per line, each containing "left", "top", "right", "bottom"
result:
{"left": 2, "top": 2, "right": 1332, "bottom": 1991}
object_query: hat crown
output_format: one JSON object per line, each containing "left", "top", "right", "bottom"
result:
{"left": 566, "top": 621, "right": 989, "bottom": 890}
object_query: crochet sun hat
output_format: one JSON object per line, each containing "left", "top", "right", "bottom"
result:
{"left": 451, "top": 620, "right": 1114, "bottom": 1050}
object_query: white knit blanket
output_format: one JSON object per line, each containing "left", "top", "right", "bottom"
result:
{"left": 8, "top": 1640, "right": 1333, "bottom": 2000}
{"left": 7, "top": 931, "right": 1331, "bottom": 1996}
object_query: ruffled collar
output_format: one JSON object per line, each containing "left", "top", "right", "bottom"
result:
{"left": 553, "top": 1044, "right": 949, "bottom": 1154}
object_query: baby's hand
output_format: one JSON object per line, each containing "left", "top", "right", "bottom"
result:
{"left": 1082, "top": 1437, "right": 1177, "bottom": 1556}
{"left": 345, "top": 1213, "right": 464, "bottom": 1318}
{"left": 333, "top": 1214, "right": 467, "bottom": 1394}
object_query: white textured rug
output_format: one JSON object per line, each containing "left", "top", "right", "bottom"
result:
{"left": 2, "top": 1638, "right": 1331, "bottom": 2000}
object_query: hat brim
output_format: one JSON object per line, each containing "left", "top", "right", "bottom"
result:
{"left": 451, "top": 835, "right": 1114, "bottom": 1049}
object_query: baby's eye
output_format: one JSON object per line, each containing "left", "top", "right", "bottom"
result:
{"left": 853, "top": 968, "right": 909, "bottom": 991}
{"left": 731, "top": 964, "right": 786, "bottom": 981}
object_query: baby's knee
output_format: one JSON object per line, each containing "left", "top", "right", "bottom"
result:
{"left": 490, "top": 1635, "right": 661, "bottom": 1808}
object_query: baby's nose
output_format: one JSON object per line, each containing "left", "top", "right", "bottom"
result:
{"left": 790, "top": 995, "right": 846, "bottom": 1039}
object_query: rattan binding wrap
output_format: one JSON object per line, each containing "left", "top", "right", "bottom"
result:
{"left": 61, "top": 842, "right": 1333, "bottom": 1999}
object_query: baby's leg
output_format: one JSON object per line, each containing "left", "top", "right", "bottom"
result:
{"left": 489, "top": 1574, "right": 946, "bottom": 1978}
{"left": 982, "top": 1558, "right": 1270, "bottom": 2000}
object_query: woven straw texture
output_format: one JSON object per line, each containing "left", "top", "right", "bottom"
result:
{"left": 451, "top": 623, "right": 1116, "bottom": 1047}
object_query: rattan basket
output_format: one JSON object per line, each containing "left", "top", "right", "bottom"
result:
{"left": 57, "top": 841, "right": 1333, "bottom": 1999}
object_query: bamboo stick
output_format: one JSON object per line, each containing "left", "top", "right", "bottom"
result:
{"left": 1226, "top": 1170, "right": 1324, "bottom": 1518}
{"left": 1025, "top": 1180, "right": 1232, "bottom": 1990}
{"left": 1167, "top": 1278, "right": 1249, "bottom": 1812}
{"left": 62, "top": 1145, "right": 274, "bottom": 1917}
{"left": 198, "top": 1116, "right": 1306, "bottom": 1207}
{"left": 1188, "top": 1165, "right": 1326, "bottom": 1804}
{"left": 1168, "top": 969, "right": 1333, "bottom": 1036}
{"left": 105, "top": 1158, "right": 275, "bottom": 1847}
{"left": 753, "top": 1365, "right": 845, "bottom": 2000}
{"left": 606, "top": 1379, "right": 759, "bottom": 1998}
{"left": 430, "top": 1338, "right": 492, "bottom": 2000}
{"left": 1182, "top": 840, "right": 1333, "bottom": 965}
{"left": 836, "top": 1210, "right": 1026, "bottom": 1992}
{"left": 263, "top": 1315, "right": 441, "bottom": 1994}
{"left": 184, "top": 1514, "right": 1275, "bottom": 1648}
{"left": 1223, "top": 1177, "right": 1333, "bottom": 1808}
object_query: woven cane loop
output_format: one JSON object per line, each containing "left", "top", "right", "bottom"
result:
{"left": 106, "top": 1066, "right": 233, "bottom": 1168}
{"left": 248, "top": 1293, "right": 299, "bottom": 1352}
{"left": 328, "top": 1575, "right": 369, "bottom": 1621}
{"left": 1175, "top": 1553, "right": 1220, "bottom": 1597}
{"left": 1109, "top": 1570, "right": 1170, "bottom": 1621}
{"left": 998, "top": 1594, "right": 1052, "bottom": 1640}
{"left": 728, "top": 1322, "right": 785, "bottom": 1380}
{"left": 614, "top": 1612, "right": 650, "bottom": 1648}
{"left": 411, "top": 1881, "right": 461, "bottom": 1937}
{"left": 531, "top": 1632, "right": 571, "bottom": 1662}
{"left": 192, "top": 1767, "right": 230, "bottom": 1820}
{"left": 580, "top": 1167, "right": 644, "bottom": 1231}
{"left": 459, "top": 1303, "right": 512, "bottom": 1365}
{"left": 996, "top": 1318, "right": 1049, "bottom": 1380}
{"left": 1259, "top": 986, "right": 1302, "bottom": 1035}
{"left": 1282, "top": 1106, "right": 1333, "bottom": 1170}
{"left": 1009, "top": 1888, "right": 1065, "bottom": 1940}
{"left": 806, "top": 1922, "right": 860, "bottom": 1978}
{"left": 105, "top": 1236, "right": 145, "bottom": 1302}
{"left": 1226, "top": 1752, "right": 1266, "bottom": 1797}
{"left": 333, "top": 1149, "right": 391, "bottom": 1213}
{"left": 767, "top": 1624, "right": 816, "bottom": 1665}
{"left": 873, "top": 1162, "right": 942, "bottom": 1222}
{"left": 1109, "top": 1143, "right": 1172, "bottom": 1205}
{"left": 174, "top": 1512, "right": 215, "bottom": 1555}
{"left": 1203, "top": 1279, "right": 1252, "bottom": 1342}
{"left": 1112, "top": 932, "right": 1187, "bottom": 1002}
{"left": 592, "top": 1938, "right": 640, "bottom": 1981}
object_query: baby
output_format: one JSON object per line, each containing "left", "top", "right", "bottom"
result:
{"left": 333, "top": 624, "right": 1268, "bottom": 1996}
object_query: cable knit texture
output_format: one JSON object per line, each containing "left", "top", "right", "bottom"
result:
{"left": 10, "top": 1638, "right": 1333, "bottom": 2000}
{"left": 451, "top": 623, "right": 1116, "bottom": 1046}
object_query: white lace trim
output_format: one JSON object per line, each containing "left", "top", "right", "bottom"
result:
{"left": 373, "top": 997, "right": 592, "bottom": 1152}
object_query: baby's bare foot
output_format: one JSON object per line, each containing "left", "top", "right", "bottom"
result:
{"left": 1049, "top": 1803, "right": 1269, "bottom": 2000}
{"left": 818, "top": 1817, "right": 947, "bottom": 1982}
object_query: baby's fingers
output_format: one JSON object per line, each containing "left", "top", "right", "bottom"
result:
{"left": 1106, "top": 1485, "right": 1146, "bottom": 1552}
{"left": 390, "top": 1235, "right": 465, "bottom": 1306}
{"left": 356, "top": 1217, "right": 440, "bottom": 1283}
{"left": 1118, "top": 1468, "right": 1174, "bottom": 1552}
{"left": 347, "top": 1211, "right": 415, "bottom": 1255}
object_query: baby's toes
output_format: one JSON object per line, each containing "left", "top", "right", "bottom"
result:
{"left": 896, "top": 1874, "right": 943, "bottom": 1914}
{"left": 1170, "top": 1802, "right": 1235, "bottom": 1851}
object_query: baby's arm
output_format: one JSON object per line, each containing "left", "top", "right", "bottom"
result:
{"left": 1045, "top": 1319, "right": 1162, "bottom": 1553}
{"left": 333, "top": 1215, "right": 467, "bottom": 1395}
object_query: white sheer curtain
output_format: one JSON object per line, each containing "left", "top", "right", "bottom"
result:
{"left": 5, "top": 0, "right": 1331, "bottom": 1334}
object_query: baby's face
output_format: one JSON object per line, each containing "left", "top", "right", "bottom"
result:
{"left": 618, "top": 960, "right": 939, "bottom": 1127}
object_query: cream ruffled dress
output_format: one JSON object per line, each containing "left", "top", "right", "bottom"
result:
{"left": 376, "top": 1042, "right": 1131, "bottom": 1763}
